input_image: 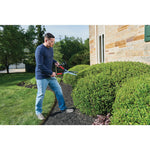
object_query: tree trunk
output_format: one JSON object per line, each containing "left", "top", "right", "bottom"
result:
{"left": 6, "top": 65, "right": 9, "bottom": 74}
{"left": 5, "top": 56, "right": 9, "bottom": 74}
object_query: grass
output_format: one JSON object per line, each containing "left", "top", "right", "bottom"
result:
{"left": 0, "top": 73, "right": 55, "bottom": 125}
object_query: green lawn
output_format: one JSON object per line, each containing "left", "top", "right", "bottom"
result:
{"left": 0, "top": 73, "right": 55, "bottom": 125}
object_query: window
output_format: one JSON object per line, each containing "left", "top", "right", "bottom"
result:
{"left": 97, "top": 34, "right": 104, "bottom": 63}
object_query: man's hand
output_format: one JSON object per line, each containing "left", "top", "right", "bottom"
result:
{"left": 55, "top": 62, "right": 60, "bottom": 67}
{"left": 51, "top": 72, "right": 56, "bottom": 77}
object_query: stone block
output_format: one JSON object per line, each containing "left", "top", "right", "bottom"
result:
{"left": 105, "top": 43, "right": 115, "bottom": 49}
{"left": 133, "top": 34, "right": 144, "bottom": 41}
{"left": 115, "top": 40, "right": 126, "bottom": 48}
{"left": 118, "top": 25, "right": 129, "bottom": 32}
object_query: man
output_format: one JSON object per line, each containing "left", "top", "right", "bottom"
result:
{"left": 35, "top": 33, "right": 74, "bottom": 120}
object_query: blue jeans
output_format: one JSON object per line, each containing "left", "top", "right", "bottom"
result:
{"left": 35, "top": 77, "right": 67, "bottom": 115}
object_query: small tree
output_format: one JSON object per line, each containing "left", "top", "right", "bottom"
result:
{"left": 35, "top": 25, "right": 46, "bottom": 47}
{"left": 0, "top": 25, "right": 26, "bottom": 73}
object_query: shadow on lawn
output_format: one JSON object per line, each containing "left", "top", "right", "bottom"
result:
{"left": 0, "top": 72, "right": 35, "bottom": 86}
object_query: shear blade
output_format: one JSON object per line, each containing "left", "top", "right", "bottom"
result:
{"left": 64, "top": 71, "right": 77, "bottom": 76}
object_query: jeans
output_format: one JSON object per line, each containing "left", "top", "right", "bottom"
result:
{"left": 35, "top": 77, "right": 67, "bottom": 115}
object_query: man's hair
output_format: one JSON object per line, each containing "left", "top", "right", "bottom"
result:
{"left": 44, "top": 33, "right": 55, "bottom": 39}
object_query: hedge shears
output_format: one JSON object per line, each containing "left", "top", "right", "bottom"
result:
{"left": 56, "top": 65, "right": 78, "bottom": 76}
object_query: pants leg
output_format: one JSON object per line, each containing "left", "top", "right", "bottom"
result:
{"left": 48, "top": 77, "right": 67, "bottom": 111}
{"left": 35, "top": 79, "right": 48, "bottom": 115}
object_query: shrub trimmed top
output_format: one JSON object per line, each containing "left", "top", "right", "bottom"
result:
{"left": 74, "top": 61, "right": 150, "bottom": 87}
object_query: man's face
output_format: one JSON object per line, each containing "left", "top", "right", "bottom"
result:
{"left": 46, "top": 38, "right": 55, "bottom": 48}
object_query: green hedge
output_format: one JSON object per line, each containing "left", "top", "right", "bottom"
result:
{"left": 72, "top": 61, "right": 150, "bottom": 116}
{"left": 72, "top": 61, "right": 150, "bottom": 88}
{"left": 111, "top": 75, "right": 150, "bottom": 125}
{"left": 72, "top": 73, "right": 116, "bottom": 116}
{"left": 63, "top": 64, "right": 90, "bottom": 86}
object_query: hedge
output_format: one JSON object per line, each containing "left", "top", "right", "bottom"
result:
{"left": 72, "top": 73, "right": 116, "bottom": 116}
{"left": 72, "top": 61, "right": 150, "bottom": 116}
{"left": 63, "top": 64, "right": 90, "bottom": 86}
{"left": 72, "top": 61, "right": 150, "bottom": 88}
{"left": 111, "top": 75, "right": 150, "bottom": 125}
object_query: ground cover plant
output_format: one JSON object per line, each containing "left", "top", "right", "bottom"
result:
{"left": 0, "top": 73, "right": 55, "bottom": 125}
{"left": 72, "top": 61, "right": 150, "bottom": 117}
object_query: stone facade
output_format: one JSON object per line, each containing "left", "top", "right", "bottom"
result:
{"left": 89, "top": 25, "right": 150, "bottom": 65}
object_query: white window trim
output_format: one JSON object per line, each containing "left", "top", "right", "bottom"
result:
{"left": 97, "top": 34, "right": 105, "bottom": 64}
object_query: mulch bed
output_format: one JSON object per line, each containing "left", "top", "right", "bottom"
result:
{"left": 17, "top": 79, "right": 111, "bottom": 125}
{"left": 44, "top": 81, "right": 96, "bottom": 125}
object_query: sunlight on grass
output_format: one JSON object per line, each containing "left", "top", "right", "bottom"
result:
{"left": 0, "top": 73, "right": 55, "bottom": 125}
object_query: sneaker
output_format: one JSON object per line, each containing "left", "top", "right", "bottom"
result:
{"left": 36, "top": 113, "right": 45, "bottom": 120}
{"left": 65, "top": 108, "right": 74, "bottom": 113}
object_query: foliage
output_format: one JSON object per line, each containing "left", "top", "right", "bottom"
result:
{"left": 72, "top": 61, "right": 150, "bottom": 117}
{"left": 72, "top": 73, "right": 116, "bottom": 116}
{"left": 111, "top": 75, "right": 150, "bottom": 125}
{"left": 24, "top": 25, "right": 46, "bottom": 73}
{"left": 69, "top": 50, "right": 90, "bottom": 67}
{"left": 24, "top": 25, "right": 37, "bottom": 65}
{"left": 0, "top": 25, "right": 26, "bottom": 73}
{"left": 63, "top": 64, "right": 90, "bottom": 86}
{"left": 72, "top": 61, "right": 150, "bottom": 88}
{"left": 53, "top": 41, "right": 63, "bottom": 63}
{"left": 35, "top": 25, "right": 46, "bottom": 47}
{"left": 0, "top": 64, "right": 5, "bottom": 70}
{"left": 59, "top": 37, "right": 89, "bottom": 68}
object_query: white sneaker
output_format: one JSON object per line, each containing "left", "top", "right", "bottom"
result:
{"left": 37, "top": 114, "right": 45, "bottom": 120}
{"left": 65, "top": 108, "right": 74, "bottom": 113}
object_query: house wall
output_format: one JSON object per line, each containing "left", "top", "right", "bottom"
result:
{"left": 89, "top": 25, "right": 97, "bottom": 65}
{"left": 89, "top": 25, "right": 150, "bottom": 65}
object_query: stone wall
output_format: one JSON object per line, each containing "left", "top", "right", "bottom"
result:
{"left": 89, "top": 25, "right": 97, "bottom": 65}
{"left": 89, "top": 25, "right": 150, "bottom": 65}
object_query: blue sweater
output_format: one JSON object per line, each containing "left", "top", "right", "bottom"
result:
{"left": 35, "top": 44, "right": 57, "bottom": 79}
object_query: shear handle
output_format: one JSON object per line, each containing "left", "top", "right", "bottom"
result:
{"left": 58, "top": 65, "right": 65, "bottom": 70}
{"left": 57, "top": 73, "right": 63, "bottom": 75}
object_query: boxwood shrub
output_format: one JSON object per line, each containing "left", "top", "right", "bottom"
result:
{"left": 72, "top": 73, "right": 116, "bottom": 116}
{"left": 111, "top": 75, "right": 150, "bottom": 125}
{"left": 63, "top": 64, "right": 90, "bottom": 86}
{"left": 72, "top": 61, "right": 150, "bottom": 116}
{"left": 72, "top": 61, "right": 150, "bottom": 88}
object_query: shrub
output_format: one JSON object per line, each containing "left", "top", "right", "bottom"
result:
{"left": 72, "top": 61, "right": 150, "bottom": 117}
{"left": 63, "top": 64, "right": 90, "bottom": 86}
{"left": 72, "top": 73, "right": 116, "bottom": 116}
{"left": 73, "top": 61, "right": 150, "bottom": 88}
{"left": 111, "top": 75, "right": 150, "bottom": 125}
